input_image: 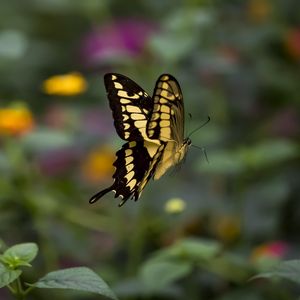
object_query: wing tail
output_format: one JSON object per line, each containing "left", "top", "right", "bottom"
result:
{"left": 89, "top": 186, "right": 114, "bottom": 204}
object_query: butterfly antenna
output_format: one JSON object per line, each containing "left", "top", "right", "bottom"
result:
{"left": 187, "top": 116, "right": 210, "bottom": 138}
{"left": 191, "top": 145, "right": 209, "bottom": 164}
{"left": 185, "top": 113, "right": 193, "bottom": 137}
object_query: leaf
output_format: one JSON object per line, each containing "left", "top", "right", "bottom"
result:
{"left": 1, "top": 243, "right": 38, "bottom": 268}
{"left": 0, "top": 263, "right": 22, "bottom": 288}
{"left": 253, "top": 260, "right": 300, "bottom": 284}
{"left": 32, "top": 267, "right": 118, "bottom": 300}
{"left": 152, "top": 238, "right": 221, "bottom": 262}
{"left": 140, "top": 261, "right": 191, "bottom": 291}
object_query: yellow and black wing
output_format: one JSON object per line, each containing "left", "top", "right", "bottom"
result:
{"left": 147, "top": 74, "right": 184, "bottom": 144}
{"left": 104, "top": 73, "right": 152, "bottom": 141}
{"left": 89, "top": 141, "right": 163, "bottom": 206}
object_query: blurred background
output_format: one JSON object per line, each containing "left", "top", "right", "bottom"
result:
{"left": 0, "top": 0, "right": 299, "bottom": 299}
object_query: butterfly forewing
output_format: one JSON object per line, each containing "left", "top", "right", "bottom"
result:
{"left": 105, "top": 73, "right": 152, "bottom": 141}
{"left": 147, "top": 74, "right": 185, "bottom": 143}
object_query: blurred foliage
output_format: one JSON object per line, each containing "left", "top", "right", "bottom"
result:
{"left": 0, "top": 0, "right": 299, "bottom": 299}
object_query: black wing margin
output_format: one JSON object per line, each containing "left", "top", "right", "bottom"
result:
{"left": 89, "top": 141, "right": 154, "bottom": 206}
{"left": 105, "top": 73, "right": 153, "bottom": 141}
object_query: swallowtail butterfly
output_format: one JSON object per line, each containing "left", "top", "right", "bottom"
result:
{"left": 89, "top": 73, "right": 192, "bottom": 206}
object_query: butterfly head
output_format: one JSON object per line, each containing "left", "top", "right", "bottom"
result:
{"left": 184, "top": 137, "right": 192, "bottom": 146}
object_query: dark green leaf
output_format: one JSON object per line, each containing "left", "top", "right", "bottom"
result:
{"left": 0, "top": 263, "right": 22, "bottom": 288}
{"left": 1, "top": 243, "right": 38, "bottom": 268}
{"left": 140, "top": 261, "right": 191, "bottom": 291}
{"left": 253, "top": 260, "right": 300, "bottom": 284}
{"left": 32, "top": 267, "right": 117, "bottom": 300}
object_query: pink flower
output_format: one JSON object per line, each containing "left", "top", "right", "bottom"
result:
{"left": 251, "top": 241, "right": 289, "bottom": 261}
{"left": 80, "top": 19, "right": 157, "bottom": 66}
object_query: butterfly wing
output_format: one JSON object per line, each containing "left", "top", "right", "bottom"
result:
{"left": 89, "top": 141, "right": 162, "bottom": 206}
{"left": 147, "top": 74, "right": 184, "bottom": 144}
{"left": 105, "top": 73, "right": 153, "bottom": 141}
{"left": 146, "top": 74, "right": 186, "bottom": 180}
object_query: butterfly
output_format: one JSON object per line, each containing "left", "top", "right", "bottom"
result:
{"left": 89, "top": 73, "right": 192, "bottom": 206}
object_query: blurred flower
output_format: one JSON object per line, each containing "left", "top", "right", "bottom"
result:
{"left": 251, "top": 241, "right": 289, "bottom": 262}
{"left": 165, "top": 198, "right": 186, "bottom": 214}
{"left": 80, "top": 19, "right": 157, "bottom": 66}
{"left": 42, "top": 72, "right": 87, "bottom": 96}
{"left": 213, "top": 214, "right": 240, "bottom": 243}
{"left": 81, "top": 146, "right": 115, "bottom": 183}
{"left": 38, "top": 147, "right": 81, "bottom": 176}
{"left": 284, "top": 28, "right": 300, "bottom": 60}
{"left": 248, "top": 0, "right": 272, "bottom": 23}
{"left": 0, "top": 104, "right": 34, "bottom": 136}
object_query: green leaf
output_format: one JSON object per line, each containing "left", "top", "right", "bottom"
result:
{"left": 32, "top": 267, "right": 118, "bottom": 300}
{"left": 0, "top": 263, "right": 22, "bottom": 288}
{"left": 140, "top": 261, "right": 191, "bottom": 291}
{"left": 1, "top": 243, "right": 38, "bottom": 268}
{"left": 253, "top": 260, "right": 300, "bottom": 284}
{"left": 152, "top": 238, "right": 221, "bottom": 262}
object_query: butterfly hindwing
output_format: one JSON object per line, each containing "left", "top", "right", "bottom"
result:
{"left": 90, "top": 141, "right": 162, "bottom": 206}
{"left": 105, "top": 73, "right": 152, "bottom": 141}
{"left": 147, "top": 74, "right": 184, "bottom": 143}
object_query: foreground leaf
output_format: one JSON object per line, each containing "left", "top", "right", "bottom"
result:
{"left": 1, "top": 243, "right": 38, "bottom": 267}
{"left": 32, "top": 267, "right": 117, "bottom": 300}
{"left": 0, "top": 263, "right": 22, "bottom": 288}
{"left": 253, "top": 260, "right": 300, "bottom": 284}
{"left": 140, "top": 261, "right": 191, "bottom": 291}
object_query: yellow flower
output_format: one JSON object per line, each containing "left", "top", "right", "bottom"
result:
{"left": 0, "top": 104, "right": 35, "bottom": 136}
{"left": 81, "top": 146, "right": 115, "bottom": 183}
{"left": 248, "top": 0, "right": 272, "bottom": 23}
{"left": 165, "top": 198, "right": 186, "bottom": 214}
{"left": 42, "top": 72, "right": 87, "bottom": 96}
{"left": 213, "top": 214, "right": 240, "bottom": 243}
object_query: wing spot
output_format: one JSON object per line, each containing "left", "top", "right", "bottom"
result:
{"left": 134, "top": 120, "right": 147, "bottom": 128}
{"left": 118, "top": 90, "right": 139, "bottom": 99}
{"left": 125, "top": 171, "right": 134, "bottom": 182}
{"left": 161, "top": 113, "right": 170, "bottom": 120}
{"left": 161, "top": 90, "right": 175, "bottom": 100}
{"left": 120, "top": 98, "right": 131, "bottom": 104}
{"left": 148, "top": 121, "right": 157, "bottom": 129}
{"left": 161, "top": 105, "right": 170, "bottom": 113}
{"left": 125, "top": 149, "right": 132, "bottom": 157}
{"left": 161, "top": 127, "right": 171, "bottom": 137}
{"left": 124, "top": 123, "right": 130, "bottom": 130}
{"left": 126, "top": 105, "right": 142, "bottom": 113}
{"left": 160, "top": 120, "right": 170, "bottom": 127}
{"left": 125, "top": 156, "right": 133, "bottom": 164}
{"left": 131, "top": 113, "right": 145, "bottom": 120}
{"left": 129, "top": 141, "right": 136, "bottom": 147}
{"left": 152, "top": 112, "right": 160, "bottom": 120}
{"left": 127, "top": 179, "right": 137, "bottom": 191}
{"left": 148, "top": 129, "right": 155, "bottom": 136}
{"left": 122, "top": 114, "right": 129, "bottom": 121}
{"left": 111, "top": 75, "right": 117, "bottom": 80}
{"left": 124, "top": 132, "right": 130, "bottom": 139}
{"left": 126, "top": 163, "right": 134, "bottom": 172}
{"left": 114, "top": 82, "right": 123, "bottom": 89}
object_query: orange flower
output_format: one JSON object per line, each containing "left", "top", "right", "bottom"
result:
{"left": 0, "top": 104, "right": 35, "bottom": 136}
{"left": 81, "top": 146, "right": 115, "bottom": 183}
{"left": 284, "top": 29, "right": 300, "bottom": 60}
{"left": 42, "top": 72, "right": 87, "bottom": 96}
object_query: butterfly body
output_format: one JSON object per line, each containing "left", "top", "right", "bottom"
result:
{"left": 90, "top": 73, "right": 190, "bottom": 206}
